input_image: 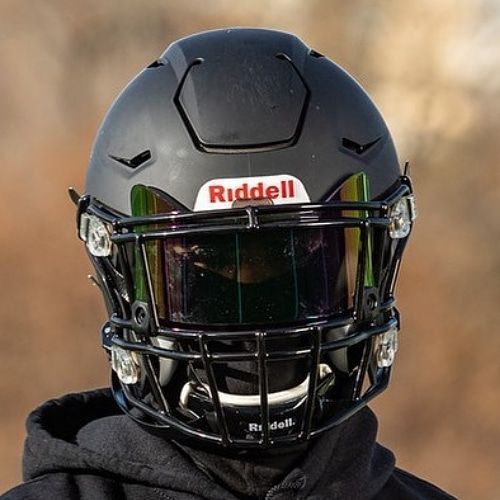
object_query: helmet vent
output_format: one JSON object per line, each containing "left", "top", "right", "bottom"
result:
{"left": 341, "top": 137, "right": 381, "bottom": 155}
{"left": 147, "top": 60, "right": 165, "bottom": 68}
{"left": 309, "top": 49, "right": 324, "bottom": 58}
{"left": 109, "top": 150, "right": 152, "bottom": 169}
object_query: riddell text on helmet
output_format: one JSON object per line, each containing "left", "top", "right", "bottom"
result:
{"left": 193, "top": 174, "right": 311, "bottom": 211}
{"left": 209, "top": 180, "right": 295, "bottom": 203}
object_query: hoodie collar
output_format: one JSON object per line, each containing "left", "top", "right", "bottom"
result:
{"left": 185, "top": 405, "right": 395, "bottom": 499}
{"left": 23, "top": 388, "right": 394, "bottom": 499}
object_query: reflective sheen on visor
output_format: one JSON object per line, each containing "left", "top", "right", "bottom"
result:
{"left": 130, "top": 174, "right": 372, "bottom": 327}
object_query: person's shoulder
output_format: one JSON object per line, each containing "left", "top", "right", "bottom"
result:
{"left": 374, "top": 466, "right": 457, "bottom": 500}
{"left": 1, "top": 474, "right": 77, "bottom": 500}
{"left": 0, "top": 472, "right": 200, "bottom": 500}
{"left": 1, "top": 473, "right": 127, "bottom": 500}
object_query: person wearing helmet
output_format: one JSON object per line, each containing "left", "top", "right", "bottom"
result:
{"left": 2, "top": 29, "right": 455, "bottom": 500}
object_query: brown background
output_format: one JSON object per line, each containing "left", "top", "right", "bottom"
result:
{"left": 1, "top": 1, "right": 500, "bottom": 498}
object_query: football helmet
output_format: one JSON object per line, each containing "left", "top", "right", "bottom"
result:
{"left": 74, "top": 28, "right": 416, "bottom": 449}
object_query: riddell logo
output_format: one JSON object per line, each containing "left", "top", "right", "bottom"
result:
{"left": 209, "top": 180, "right": 295, "bottom": 203}
{"left": 248, "top": 417, "right": 295, "bottom": 433}
{"left": 194, "top": 174, "right": 310, "bottom": 211}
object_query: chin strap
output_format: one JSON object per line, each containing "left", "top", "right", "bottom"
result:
{"left": 180, "top": 364, "right": 332, "bottom": 409}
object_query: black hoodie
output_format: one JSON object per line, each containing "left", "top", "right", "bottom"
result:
{"left": 1, "top": 389, "right": 455, "bottom": 500}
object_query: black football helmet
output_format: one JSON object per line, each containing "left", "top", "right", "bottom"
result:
{"left": 74, "top": 28, "right": 416, "bottom": 449}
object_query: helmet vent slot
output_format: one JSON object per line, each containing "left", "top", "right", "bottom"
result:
{"left": 341, "top": 137, "right": 381, "bottom": 155}
{"left": 147, "top": 60, "right": 165, "bottom": 68}
{"left": 309, "top": 49, "right": 324, "bottom": 58}
{"left": 109, "top": 150, "right": 152, "bottom": 169}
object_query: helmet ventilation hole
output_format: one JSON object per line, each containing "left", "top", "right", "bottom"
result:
{"left": 309, "top": 49, "right": 324, "bottom": 58}
{"left": 341, "top": 137, "right": 381, "bottom": 155}
{"left": 147, "top": 60, "right": 165, "bottom": 68}
{"left": 108, "top": 150, "right": 152, "bottom": 169}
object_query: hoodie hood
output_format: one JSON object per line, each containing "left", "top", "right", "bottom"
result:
{"left": 22, "top": 388, "right": 396, "bottom": 499}
{"left": 22, "top": 389, "right": 236, "bottom": 499}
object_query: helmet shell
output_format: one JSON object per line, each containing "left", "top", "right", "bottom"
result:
{"left": 87, "top": 28, "right": 400, "bottom": 213}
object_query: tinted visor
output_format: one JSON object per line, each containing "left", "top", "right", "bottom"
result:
{"left": 131, "top": 178, "right": 370, "bottom": 327}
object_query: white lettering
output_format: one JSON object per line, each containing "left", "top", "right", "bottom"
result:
{"left": 247, "top": 417, "right": 295, "bottom": 433}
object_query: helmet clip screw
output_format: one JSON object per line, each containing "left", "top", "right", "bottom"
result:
{"left": 132, "top": 301, "right": 151, "bottom": 332}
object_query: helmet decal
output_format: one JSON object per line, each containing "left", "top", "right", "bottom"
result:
{"left": 193, "top": 174, "right": 311, "bottom": 211}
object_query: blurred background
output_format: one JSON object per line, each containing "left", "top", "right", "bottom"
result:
{"left": 1, "top": 0, "right": 499, "bottom": 498}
